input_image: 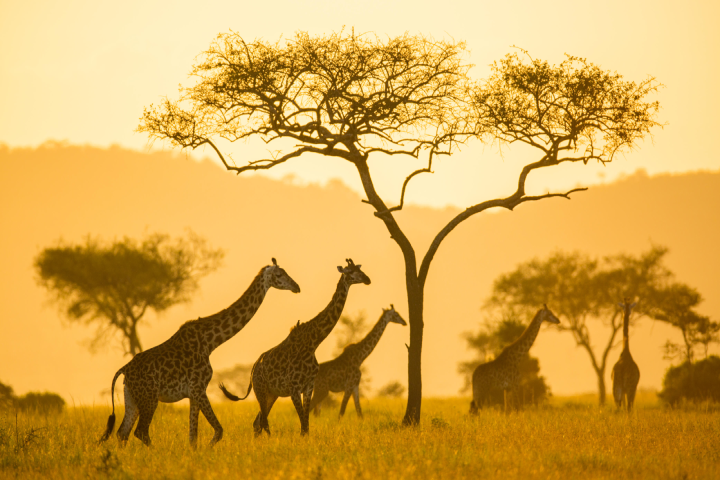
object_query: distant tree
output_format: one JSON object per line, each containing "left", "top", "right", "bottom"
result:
{"left": 658, "top": 356, "right": 720, "bottom": 405}
{"left": 332, "top": 311, "right": 370, "bottom": 356}
{"left": 651, "top": 283, "right": 720, "bottom": 363}
{"left": 35, "top": 231, "right": 223, "bottom": 356}
{"left": 14, "top": 392, "right": 65, "bottom": 414}
{"left": 139, "top": 30, "right": 661, "bottom": 424}
{"left": 459, "top": 315, "right": 551, "bottom": 406}
{"left": 485, "top": 246, "right": 676, "bottom": 405}
{"left": 377, "top": 381, "right": 406, "bottom": 398}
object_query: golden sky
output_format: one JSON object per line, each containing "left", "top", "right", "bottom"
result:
{"left": 1, "top": 0, "right": 719, "bottom": 208}
{"left": 1, "top": 1, "right": 719, "bottom": 405}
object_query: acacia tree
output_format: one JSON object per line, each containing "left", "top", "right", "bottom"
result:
{"left": 485, "top": 246, "right": 686, "bottom": 405}
{"left": 35, "top": 231, "right": 223, "bottom": 356}
{"left": 139, "top": 31, "right": 660, "bottom": 424}
{"left": 653, "top": 283, "right": 719, "bottom": 362}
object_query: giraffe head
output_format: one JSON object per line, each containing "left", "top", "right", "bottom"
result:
{"left": 337, "top": 258, "right": 371, "bottom": 285}
{"left": 263, "top": 258, "right": 301, "bottom": 293}
{"left": 540, "top": 304, "right": 561, "bottom": 324}
{"left": 382, "top": 304, "right": 407, "bottom": 326}
{"left": 619, "top": 298, "right": 637, "bottom": 312}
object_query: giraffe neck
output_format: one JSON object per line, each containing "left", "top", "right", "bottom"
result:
{"left": 203, "top": 268, "right": 269, "bottom": 352}
{"left": 622, "top": 306, "right": 631, "bottom": 352}
{"left": 304, "top": 276, "right": 350, "bottom": 350}
{"left": 502, "top": 310, "right": 545, "bottom": 364}
{"left": 349, "top": 313, "right": 390, "bottom": 367}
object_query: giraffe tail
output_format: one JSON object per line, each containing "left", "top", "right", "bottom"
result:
{"left": 219, "top": 355, "right": 261, "bottom": 401}
{"left": 99, "top": 367, "right": 124, "bottom": 443}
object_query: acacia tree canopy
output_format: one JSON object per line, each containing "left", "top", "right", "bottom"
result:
{"left": 35, "top": 231, "right": 224, "bottom": 357}
{"left": 139, "top": 30, "right": 661, "bottom": 424}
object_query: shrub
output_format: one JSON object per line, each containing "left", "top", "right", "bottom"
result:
{"left": 659, "top": 355, "right": 720, "bottom": 405}
{"left": 376, "top": 381, "right": 406, "bottom": 398}
{"left": 14, "top": 392, "right": 66, "bottom": 414}
{"left": 0, "top": 381, "right": 14, "bottom": 410}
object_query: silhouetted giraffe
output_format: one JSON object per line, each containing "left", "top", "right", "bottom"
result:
{"left": 611, "top": 299, "right": 640, "bottom": 411}
{"left": 309, "top": 305, "right": 407, "bottom": 418}
{"left": 220, "top": 259, "right": 370, "bottom": 436}
{"left": 470, "top": 305, "right": 560, "bottom": 414}
{"left": 99, "top": 258, "right": 300, "bottom": 447}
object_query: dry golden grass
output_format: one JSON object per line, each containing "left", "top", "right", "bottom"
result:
{"left": 1, "top": 394, "right": 719, "bottom": 479}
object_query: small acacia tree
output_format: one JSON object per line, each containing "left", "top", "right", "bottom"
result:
{"left": 652, "top": 283, "right": 719, "bottom": 363}
{"left": 35, "top": 231, "right": 223, "bottom": 356}
{"left": 139, "top": 31, "right": 660, "bottom": 424}
{"left": 484, "top": 246, "right": 708, "bottom": 405}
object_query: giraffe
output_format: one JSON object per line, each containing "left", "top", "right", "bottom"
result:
{"left": 469, "top": 305, "right": 560, "bottom": 414}
{"left": 611, "top": 299, "right": 640, "bottom": 411}
{"left": 98, "top": 258, "right": 300, "bottom": 448}
{"left": 219, "top": 259, "right": 370, "bottom": 436}
{"left": 309, "top": 305, "right": 407, "bottom": 419}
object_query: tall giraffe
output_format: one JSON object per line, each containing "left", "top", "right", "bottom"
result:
{"left": 309, "top": 305, "right": 407, "bottom": 418}
{"left": 470, "top": 305, "right": 560, "bottom": 414}
{"left": 219, "top": 259, "right": 370, "bottom": 436}
{"left": 99, "top": 258, "right": 300, "bottom": 447}
{"left": 611, "top": 299, "right": 640, "bottom": 411}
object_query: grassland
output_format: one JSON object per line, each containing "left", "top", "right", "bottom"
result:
{"left": 1, "top": 393, "right": 719, "bottom": 479}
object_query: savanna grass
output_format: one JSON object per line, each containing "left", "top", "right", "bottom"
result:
{"left": 1, "top": 394, "right": 718, "bottom": 479}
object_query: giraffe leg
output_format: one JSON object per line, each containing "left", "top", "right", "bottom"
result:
{"left": 338, "top": 390, "right": 352, "bottom": 418}
{"left": 504, "top": 389, "right": 514, "bottom": 415}
{"left": 626, "top": 389, "right": 637, "bottom": 412}
{"left": 188, "top": 398, "right": 201, "bottom": 448}
{"left": 310, "top": 386, "right": 329, "bottom": 417}
{"left": 253, "top": 386, "right": 276, "bottom": 437}
{"left": 613, "top": 385, "right": 624, "bottom": 410}
{"left": 302, "top": 385, "right": 313, "bottom": 427}
{"left": 116, "top": 384, "right": 139, "bottom": 445}
{"left": 133, "top": 395, "right": 158, "bottom": 446}
{"left": 291, "top": 392, "right": 309, "bottom": 436}
{"left": 352, "top": 386, "right": 363, "bottom": 419}
{"left": 197, "top": 393, "right": 224, "bottom": 446}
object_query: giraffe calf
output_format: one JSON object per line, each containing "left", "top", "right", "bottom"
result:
{"left": 310, "top": 305, "right": 407, "bottom": 418}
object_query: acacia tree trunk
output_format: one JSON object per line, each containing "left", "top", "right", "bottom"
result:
{"left": 596, "top": 367, "right": 606, "bottom": 405}
{"left": 127, "top": 321, "right": 143, "bottom": 357}
{"left": 403, "top": 276, "right": 424, "bottom": 425}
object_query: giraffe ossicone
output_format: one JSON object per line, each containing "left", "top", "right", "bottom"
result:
{"left": 470, "top": 305, "right": 560, "bottom": 414}
{"left": 310, "top": 304, "right": 407, "bottom": 419}
{"left": 98, "top": 258, "right": 300, "bottom": 448}
{"left": 220, "top": 258, "right": 370, "bottom": 437}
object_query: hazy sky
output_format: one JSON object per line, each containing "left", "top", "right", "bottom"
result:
{"left": 2, "top": 0, "right": 719, "bottom": 207}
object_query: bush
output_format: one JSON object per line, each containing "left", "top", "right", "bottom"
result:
{"left": 14, "top": 392, "right": 66, "bottom": 414}
{"left": 659, "top": 356, "right": 720, "bottom": 405}
{"left": 0, "top": 381, "right": 14, "bottom": 410}
{"left": 376, "top": 381, "right": 406, "bottom": 398}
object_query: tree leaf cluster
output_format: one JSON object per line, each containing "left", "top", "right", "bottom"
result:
{"left": 475, "top": 51, "right": 661, "bottom": 165}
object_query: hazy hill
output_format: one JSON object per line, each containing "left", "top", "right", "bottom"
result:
{"left": 1, "top": 142, "right": 718, "bottom": 404}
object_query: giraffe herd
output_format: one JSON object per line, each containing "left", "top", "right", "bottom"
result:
{"left": 98, "top": 259, "right": 641, "bottom": 447}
